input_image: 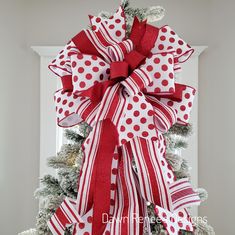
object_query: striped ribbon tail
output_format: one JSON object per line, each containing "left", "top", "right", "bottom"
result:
{"left": 109, "top": 146, "right": 145, "bottom": 235}
{"left": 76, "top": 118, "right": 119, "bottom": 235}
{"left": 76, "top": 121, "right": 102, "bottom": 216}
{"left": 128, "top": 137, "right": 200, "bottom": 212}
{"left": 169, "top": 178, "right": 201, "bottom": 211}
{"left": 131, "top": 152, "right": 151, "bottom": 235}
{"left": 129, "top": 137, "right": 172, "bottom": 210}
{"left": 47, "top": 198, "right": 83, "bottom": 235}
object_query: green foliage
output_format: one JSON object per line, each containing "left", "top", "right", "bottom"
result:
{"left": 194, "top": 220, "right": 215, "bottom": 235}
{"left": 165, "top": 153, "right": 183, "bottom": 171}
{"left": 34, "top": 175, "right": 63, "bottom": 199}
{"left": 168, "top": 124, "right": 193, "bottom": 137}
{"left": 174, "top": 158, "right": 191, "bottom": 179}
{"left": 64, "top": 129, "right": 84, "bottom": 143}
{"left": 48, "top": 143, "right": 83, "bottom": 169}
{"left": 121, "top": 0, "right": 165, "bottom": 23}
{"left": 196, "top": 188, "right": 209, "bottom": 202}
{"left": 58, "top": 167, "right": 79, "bottom": 198}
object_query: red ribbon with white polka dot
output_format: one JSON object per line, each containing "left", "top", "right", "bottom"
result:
{"left": 48, "top": 6, "right": 200, "bottom": 235}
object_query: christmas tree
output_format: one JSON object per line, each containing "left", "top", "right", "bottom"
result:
{"left": 20, "top": 1, "right": 215, "bottom": 234}
{"left": 19, "top": 123, "right": 214, "bottom": 235}
{"left": 31, "top": 122, "right": 214, "bottom": 235}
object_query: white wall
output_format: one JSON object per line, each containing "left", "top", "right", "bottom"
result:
{"left": 0, "top": 0, "right": 234, "bottom": 234}
{"left": 0, "top": 1, "right": 40, "bottom": 234}
{"left": 199, "top": 0, "right": 235, "bottom": 233}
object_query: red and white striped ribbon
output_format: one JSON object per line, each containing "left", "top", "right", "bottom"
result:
{"left": 129, "top": 137, "right": 172, "bottom": 210}
{"left": 169, "top": 178, "right": 201, "bottom": 211}
{"left": 121, "top": 68, "right": 153, "bottom": 96}
{"left": 146, "top": 95, "right": 177, "bottom": 133}
{"left": 76, "top": 121, "right": 103, "bottom": 215}
{"left": 109, "top": 145, "right": 146, "bottom": 235}
{"left": 128, "top": 137, "right": 200, "bottom": 213}
{"left": 48, "top": 198, "right": 83, "bottom": 235}
{"left": 107, "top": 39, "right": 133, "bottom": 62}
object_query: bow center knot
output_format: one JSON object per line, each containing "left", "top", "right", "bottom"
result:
{"left": 108, "top": 39, "right": 146, "bottom": 80}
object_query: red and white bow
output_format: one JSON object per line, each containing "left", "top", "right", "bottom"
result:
{"left": 48, "top": 6, "right": 200, "bottom": 235}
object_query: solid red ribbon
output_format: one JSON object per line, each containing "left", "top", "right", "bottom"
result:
{"left": 72, "top": 30, "right": 101, "bottom": 57}
{"left": 129, "top": 16, "right": 159, "bottom": 56}
{"left": 92, "top": 119, "right": 119, "bottom": 235}
{"left": 129, "top": 17, "right": 147, "bottom": 49}
{"left": 79, "top": 80, "right": 116, "bottom": 103}
{"left": 124, "top": 50, "right": 146, "bottom": 71}
{"left": 110, "top": 51, "right": 147, "bottom": 80}
{"left": 61, "top": 75, "right": 73, "bottom": 92}
{"left": 139, "top": 24, "right": 159, "bottom": 56}
{"left": 110, "top": 61, "right": 129, "bottom": 80}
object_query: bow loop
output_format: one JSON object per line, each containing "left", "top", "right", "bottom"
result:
{"left": 107, "top": 39, "right": 134, "bottom": 61}
{"left": 89, "top": 6, "right": 126, "bottom": 41}
{"left": 124, "top": 50, "right": 146, "bottom": 71}
{"left": 146, "top": 95, "right": 177, "bottom": 133}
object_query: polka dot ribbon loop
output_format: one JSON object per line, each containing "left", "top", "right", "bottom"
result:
{"left": 48, "top": 5, "right": 201, "bottom": 235}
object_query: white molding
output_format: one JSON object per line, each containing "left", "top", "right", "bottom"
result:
{"left": 31, "top": 46, "right": 63, "bottom": 57}
{"left": 31, "top": 46, "right": 207, "bottom": 58}
{"left": 192, "top": 46, "right": 207, "bottom": 57}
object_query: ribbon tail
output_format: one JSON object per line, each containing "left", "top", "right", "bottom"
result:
{"left": 92, "top": 119, "right": 119, "bottom": 235}
{"left": 47, "top": 198, "right": 83, "bottom": 235}
{"left": 154, "top": 206, "right": 194, "bottom": 235}
{"left": 109, "top": 146, "right": 145, "bottom": 235}
{"left": 169, "top": 178, "right": 201, "bottom": 211}
{"left": 128, "top": 137, "right": 200, "bottom": 212}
